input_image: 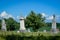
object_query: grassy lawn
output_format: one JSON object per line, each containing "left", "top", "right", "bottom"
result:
{"left": 39, "top": 27, "right": 51, "bottom": 31}
{"left": 0, "top": 31, "right": 60, "bottom": 40}
{"left": 0, "top": 31, "right": 58, "bottom": 36}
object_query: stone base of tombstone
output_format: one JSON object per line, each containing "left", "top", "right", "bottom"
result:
{"left": 20, "top": 29, "right": 27, "bottom": 32}
{"left": 52, "top": 29, "right": 56, "bottom": 32}
{"left": 50, "top": 28, "right": 59, "bottom": 33}
{"left": 1, "top": 28, "right": 6, "bottom": 31}
{"left": 1, "top": 29, "right": 6, "bottom": 31}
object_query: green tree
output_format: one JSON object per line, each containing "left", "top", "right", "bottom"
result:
{"left": 25, "top": 11, "right": 46, "bottom": 31}
{"left": 5, "top": 18, "right": 20, "bottom": 31}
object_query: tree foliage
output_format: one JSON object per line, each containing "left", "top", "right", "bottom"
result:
{"left": 6, "top": 18, "right": 20, "bottom": 31}
{"left": 25, "top": 11, "right": 46, "bottom": 31}
{"left": 0, "top": 18, "right": 20, "bottom": 31}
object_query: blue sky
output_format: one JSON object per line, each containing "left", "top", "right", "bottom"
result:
{"left": 0, "top": 0, "right": 60, "bottom": 22}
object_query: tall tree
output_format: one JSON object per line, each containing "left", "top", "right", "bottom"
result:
{"left": 25, "top": 11, "right": 46, "bottom": 31}
{"left": 0, "top": 18, "right": 20, "bottom": 31}
{"left": 6, "top": 18, "right": 20, "bottom": 31}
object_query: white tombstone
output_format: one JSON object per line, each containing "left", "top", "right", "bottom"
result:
{"left": 19, "top": 17, "right": 26, "bottom": 32}
{"left": 1, "top": 19, "right": 6, "bottom": 31}
{"left": 52, "top": 15, "right": 57, "bottom": 33}
{"left": 27, "top": 28, "right": 30, "bottom": 32}
{"left": 17, "top": 31, "right": 20, "bottom": 33}
{"left": 43, "top": 30, "right": 46, "bottom": 32}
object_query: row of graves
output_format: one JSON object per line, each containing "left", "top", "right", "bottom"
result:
{"left": 1, "top": 15, "right": 59, "bottom": 33}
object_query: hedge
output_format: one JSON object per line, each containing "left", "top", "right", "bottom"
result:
{"left": 0, "top": 31, "right": 60, "bottom": 40}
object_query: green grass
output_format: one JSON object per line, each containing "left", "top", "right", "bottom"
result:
{"left": 0, "top": 31, "right": 60, "bottom": 40}
{"left": 39, "top": 27, "right": 51, "bottom": 31}
{"left": 0, "top": 31, "right": 57, "bottom": 36}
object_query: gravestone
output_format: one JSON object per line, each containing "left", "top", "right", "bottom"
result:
{"left": 1, "top": 19, "right": 6, "bottom": 31}
{"left": 27, "top": 28, "right": 30, "bottom": 32}
{"left": 43, "top": 30, "right": 46, "bottom": 32}
{"left": 19, "top": 17, "right": 26, "bottom": 32}
{"left": 51, "top": 14, "right": 57, "bottom": 33}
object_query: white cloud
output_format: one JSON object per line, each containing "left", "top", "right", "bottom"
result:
{"left": 0, "top": 11, "right": 14, "bottom": 19}
{"left": 41, "top": 13, "right": 46, "bottom": 17}
{"left": 46, "top": 16, "right": 53, "bottom": 20}
{"left": 46, "top": 15, "right": 60, "bottom": 20}
{"left": 41, "top": 13, "right": 60, "bottom": 20}
{"left": 0, "top": 11, "right": 8, "bottom": 17}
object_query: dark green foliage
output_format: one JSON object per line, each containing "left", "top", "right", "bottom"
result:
{"left": 6, "top": 18, "right": 20, "bottom": 31}
{"left": 46, "top": 23, "right": 52, "bottom": 27}
{"left": 0, "top": 18, "right": 20, "bottom": 31}
{"left": 25, "top": 11, "right": 46, "bottom": 31}
{"left": 39, "top": 27, "right": 51, "bottom": 31}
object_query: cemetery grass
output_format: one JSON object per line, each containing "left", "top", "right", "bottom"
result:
{"left": 0, "top": 31, "right": 60, "bottom": 36}
{"left": 0, "top": 31, "right": 60, "bottom": 40}
{"left": 0, "top": 31, "right": 53, "bottom": 36}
